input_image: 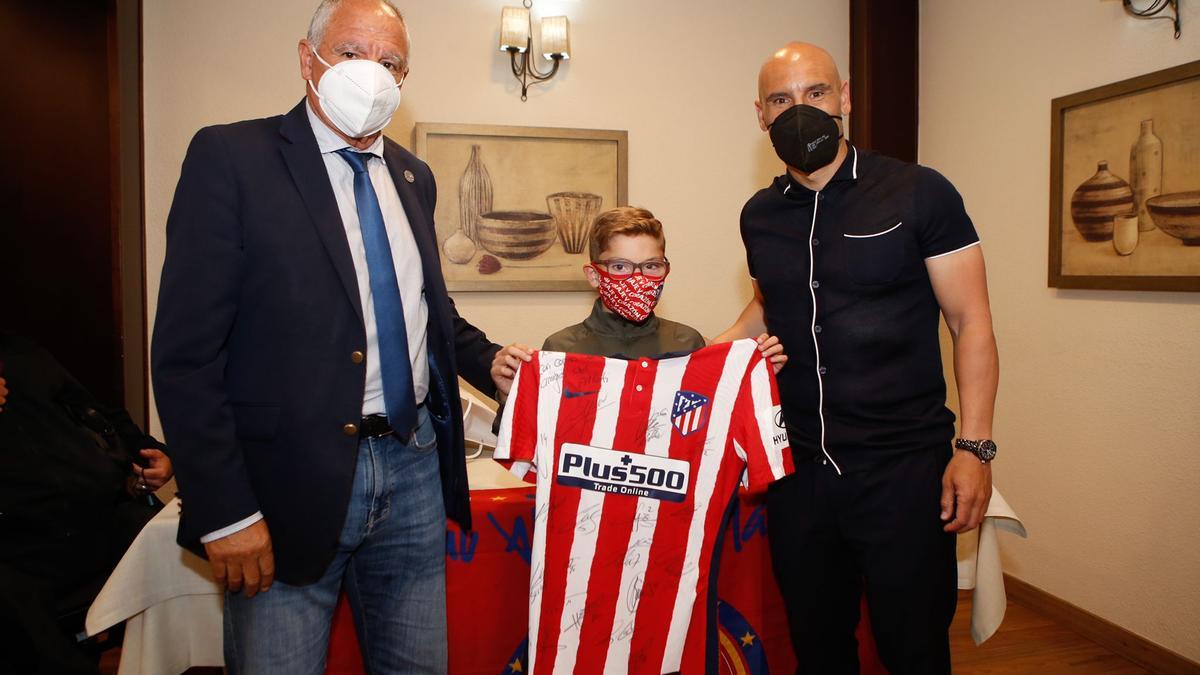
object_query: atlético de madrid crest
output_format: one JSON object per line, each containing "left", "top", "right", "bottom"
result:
{"left": 672, "top": 390, "right": 711, "bottom": 437}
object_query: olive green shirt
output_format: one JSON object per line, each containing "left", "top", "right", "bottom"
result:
{"left": 541, "top": 299, "right": 706, "bottom": 357}
{"left": 492, "top": 301, "right": 705, "bottom": 434}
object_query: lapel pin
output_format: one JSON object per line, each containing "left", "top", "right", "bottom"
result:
{"left": 403, "top": 170, "right": 415, "bottom": 183}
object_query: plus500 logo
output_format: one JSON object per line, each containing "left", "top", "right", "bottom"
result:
{"left": 557, "top": 443, "right": 690, "bottom": 502}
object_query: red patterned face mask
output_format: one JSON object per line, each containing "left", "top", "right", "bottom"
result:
{"left": 590, "top": 266, "right": 665, "bottom": 323}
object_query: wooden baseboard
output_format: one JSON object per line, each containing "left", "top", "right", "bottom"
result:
{"left": 1003, "top": 574, "right": 1200, "bottom": 674}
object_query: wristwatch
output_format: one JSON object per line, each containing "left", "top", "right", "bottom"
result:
{"left": 954, "top": 438, "right": 997, "bottom": 463}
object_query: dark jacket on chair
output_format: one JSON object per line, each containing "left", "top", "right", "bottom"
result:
{"left": 0, "top": 332, "right": 164, "bottom": 675}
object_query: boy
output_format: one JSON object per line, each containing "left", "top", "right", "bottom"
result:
{"left": 546, "top": 206, "right": 705, "bottom": 356}
{"left": 490, "top": 209, "right": 792, "bottom": 674}
{"left": 492, "top": 206, "right": 786, "bottom": 391}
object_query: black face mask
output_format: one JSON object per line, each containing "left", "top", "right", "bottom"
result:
{"left": 767, "top": 104, "right": 843, "bottom": 174}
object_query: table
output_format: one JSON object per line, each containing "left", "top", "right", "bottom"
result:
{"left": 87, "top": 458, "right": 1021, "bottom": 674}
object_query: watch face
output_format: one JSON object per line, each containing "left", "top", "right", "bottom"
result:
{"left": 979, "top": 440, "right": 997, "bottom": 461}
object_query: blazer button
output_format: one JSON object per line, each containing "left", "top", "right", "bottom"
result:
{"left": 351, "top": 350, "right": 365, "bottom": 364}
{"left": 343, "top": 423, "right": 359, "bottom": 436}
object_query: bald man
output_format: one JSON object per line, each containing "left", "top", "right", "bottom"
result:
{"left": 715, "top": 43, "right": 998, "bottom": 674}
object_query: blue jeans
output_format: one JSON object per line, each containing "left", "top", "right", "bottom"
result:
{"left": 224, "top": 407, "right": 447, "bottom": 674}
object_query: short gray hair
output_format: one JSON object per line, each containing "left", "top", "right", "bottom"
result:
{"left": 307, "top": 0, "right": 410, "bottom": 53}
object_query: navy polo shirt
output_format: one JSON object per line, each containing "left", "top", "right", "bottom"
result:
{"left": 740, "top": 145, "right": 979, "bottom": 473}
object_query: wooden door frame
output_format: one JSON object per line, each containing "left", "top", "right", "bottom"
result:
{"left": 108, "top": 0, "right": 148, "bottom": 427}
{"left": 849, "top": 0, "right": 919, "bottom": 163}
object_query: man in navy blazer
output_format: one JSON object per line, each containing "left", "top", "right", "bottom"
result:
{"left": 151, "top": 1, "right": 517, "bottom": 671}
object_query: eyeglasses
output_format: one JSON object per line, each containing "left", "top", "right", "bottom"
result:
{"left": 592, "top": 258, "right": 670, "bottom": 280}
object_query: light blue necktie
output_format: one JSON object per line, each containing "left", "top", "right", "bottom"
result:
{"left": 335, "top": 148, "right": 416, "bottom": 434}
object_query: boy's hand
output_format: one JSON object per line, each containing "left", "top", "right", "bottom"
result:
{"left": 491, "top": 343, "right": 533, "bottom": 396}
{"left": 0, "top": 376, "right": 7, "bottom": 411}
{"left": 755, "top": 334, "right": 788, "bottom": 374}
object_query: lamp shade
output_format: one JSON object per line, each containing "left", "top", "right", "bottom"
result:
{"left": 500, "top": 6, "right": 530, "bottom": 52}
{"left": 540, "top": 15, "right": 570, "bottom": 59}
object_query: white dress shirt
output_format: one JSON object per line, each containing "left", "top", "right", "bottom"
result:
{"left": 200, "top": 104, "right": 431, "bottom": 544}
{"left": 306, "top": 101, "right": 430, "bottom": 414}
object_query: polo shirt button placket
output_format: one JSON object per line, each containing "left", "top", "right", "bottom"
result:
{"left": 633, "top": 359, "right": 650, "bottom": 395}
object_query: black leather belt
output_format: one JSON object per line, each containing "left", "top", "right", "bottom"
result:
{"left": 359, "top": 404, "right": 424, "bottom": 443}
{"left": 359, "top": 414, "right": 395, "bottom": 439}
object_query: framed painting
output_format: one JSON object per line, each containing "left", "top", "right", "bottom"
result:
{"left": 1049, "top": 59, "right": 1200, "bottom": 292}
{"left": 413, "top": 122, "right": 628, "bottom": 291}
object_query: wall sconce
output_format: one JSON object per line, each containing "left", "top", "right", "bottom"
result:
{"left": 499, "top": 0, "right": 571, "bottom": 101}
{"left": 1122, "top": 0, "right": 1181, "bottom": 38}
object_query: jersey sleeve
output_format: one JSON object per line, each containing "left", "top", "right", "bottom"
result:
{"left": 731, "top": 350, "right": 793, "bottom": 493}
{"left": 915, "top": 166, "right": 980, "bottom": 259}
{"left": 493, "top": 350, "right": 541, "bottom": 465}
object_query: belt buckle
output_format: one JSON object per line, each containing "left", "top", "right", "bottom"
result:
{"left": 360, "top": 415, "right": 394, "bottom": 439}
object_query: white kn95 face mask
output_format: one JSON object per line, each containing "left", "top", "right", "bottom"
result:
{"left": 307, "top": 50, "right": 403, "bottom": 139}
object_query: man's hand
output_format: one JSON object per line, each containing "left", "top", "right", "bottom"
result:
{"left": 0, "top": 375, "right": 7, "bottom": 411}
{"left": 755, "top": 334, "right": 788, "bottom": 374}
{"left": 940, "top": 451, "right": 992, "bottom": 533}
{"left": 205, "top": 519, "right": 275, "bottom": 597}
{"left": 132, "top": 448, "right": 174, "bottom": 492}
{"left": 491, "top": 343, "right": 533, "bottom": 397}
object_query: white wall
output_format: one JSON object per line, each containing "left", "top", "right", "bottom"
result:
{"left": 921, "top": 0, "right": 1200, "bottom": 661}
{"left": 143, "top": 0, "right": 848, "bottom": 431}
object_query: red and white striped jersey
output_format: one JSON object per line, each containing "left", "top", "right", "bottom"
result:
{"left": 494, "top": 339, "right": 793, "bottom": 674}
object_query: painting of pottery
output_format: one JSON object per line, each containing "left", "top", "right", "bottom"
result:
{"left": 547, "top": 192, "right": 603, "bottom": 254}
{"left": 1049, "top": 59, "right": 1200, "bottom": 292}
{"left": 1146, "top": 192, "right": 1200, "bottom": 246}
{"left": 414, "top": 122, "right": 628, "bottom": 291}
{"left": 1069, "top": 161, "right": 1133, "bottom": 241}
{"left": 442, "top": 228, "right": 476, "bottom": 264}
{"left": 1128, "top": 119, "right": 1162, "bottom": 232}
{"left": 458, "top": 144, "right": 493, "bottom": 242}
{"left": 476, "top": 210, "right": 557, "bottom": 260}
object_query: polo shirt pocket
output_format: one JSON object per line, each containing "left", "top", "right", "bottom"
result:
{"left": 843, "top": 218, "right": 905, "bottom": 285}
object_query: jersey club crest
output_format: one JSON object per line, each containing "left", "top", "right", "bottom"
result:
{"left": 672, "top": 390, "right": 711, "bottom": 437}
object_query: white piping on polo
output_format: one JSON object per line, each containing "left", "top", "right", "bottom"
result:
{"left": 808, "top": 190, "right": 842, "bottom": 475}
{"left": 844, "top": 221, "right": 902, "bottom": 239}
{"left": 851, "top": 145, "right": 858, "bottom": 178}
{"left": 924, "top": 239, "right": 981, "bottom": 260}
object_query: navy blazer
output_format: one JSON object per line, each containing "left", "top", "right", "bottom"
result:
{"left": 152, "top": 101, "right": 500, "bottom": 585}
